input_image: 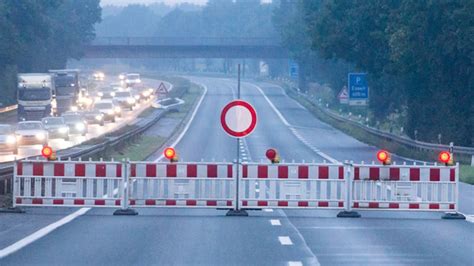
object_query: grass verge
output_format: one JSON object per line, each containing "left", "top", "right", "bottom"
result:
{"left": 460, "top": 165, "right": 474, "bottom": 185}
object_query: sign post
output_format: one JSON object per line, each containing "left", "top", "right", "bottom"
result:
{"left": 289, "top": 60, "right": 299, "bottom": 80}
{"left": 221, "top": 64, "right": 257, "bottom": 216}
{"left": 348, "top": 73, "right": 368, "bottom": 106}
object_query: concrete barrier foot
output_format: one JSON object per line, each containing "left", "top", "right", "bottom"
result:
{"left": 226, "top": 209, "right": 248, "bottom": 216}
{"left": 337, "top": 210, "right": 361, "bottom": 218}
{"left": 442, "top": 212, "right": 465, "bottom": 220}
{"left": 113, "top": 208, "right": 138, "bottom": 216}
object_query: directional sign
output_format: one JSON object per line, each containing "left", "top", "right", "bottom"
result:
{"left": 157, "top": 82, "right": 168, "bottom": 94}
{"left": 348, "top": 73, "right": 368, "bottom": 105}
{"left": 221, "top": 100, "right": 257, "bottom": 138}
{"left": 338, "top": 86, "right": 349, "bottom": 104}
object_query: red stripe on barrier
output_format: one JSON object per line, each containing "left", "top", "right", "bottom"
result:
{"left": 167, "top": 164, "right": 177, "bottom": 177}
{"left": 53, "top": 199, "right": 64, "bottom": 205}
{"left": 227, "top": 200, "right": 232, "bottom": 206}
{"left": 369, "top": 168, "right": 379, "bottom": 180}
{"left": 353, "top": 202, "right": 359, "bottom": 208}
{"left": 278, "top": 166, "right": 288, "bottom": 179}
{"left": 32, "top": 198, "right": 43, "bottom": 204}
{"left": 298, "top": 166, "right": 308, "bottom": 179}
{"left": 17, "top": 162, "right": 23, "bottom": 175}
{"left": 187, "top": 164, "right": 197, "bottom": 178}
{"left": 298, "top": 201, "right": 308, "bottom": 207}
{"left": 389, "top": 168, "right": 400, "bottom": 181}
{"left": 430, "top": 168, "right": 440, "bottom": 182}
{"left": 207, "top": 164, "right": 217, "bottom": 178}
{"left": 278, "top": 201, "right": 288, "bottom": 207}
{"left": 369, "top": 202, "right": 379, "bottom": 208}
{"left": 131, "top": 164, "right": 136, "bottom": 177}
{"left": 146, "top": 164, "right": 156, "bottom": 177}
{"left": 165, "top": 200, "right": 176, "bottom": 206}
{"left": 54, "top": 163, "right": 65, "bottom": 177}
{"left": 429, "top": 204, "right": 440, "bottom": 209}
{"left": 450, "top": 169, "right": 455, "bottom": 182}
{"left": 186, "top": 200, "right": 197, "bottom": 206}
{"left": 318, "top": 201, "right": 329, "bottom": 207}
{"left": 33, "top": 162, "right": 43, "bottom": 176}
{"left": 206, "top": 200, "right": 217, "bottom": 206}
{"left": 338, "top": 166, "right": 344, "bottom": 179}
{"left": 449, "top": 204, "right": 455, "bottom": 209}
{"left": 74, "top": 199, "right": 85, "bottom": 205}
{"left": 242, "top": 200, "right": 248, "bottom": 206}
{"left": 258, "top": 165, "right": 268, "bottom": 178}
{"left": 96, "top": 164, "right": 106, "bottom": 177}
{"left": 75, "top": 164, "right": 85, "bottom": 177}
{"left": 115, "top": 200, "right": 121, "bottom": 206}
{"left": 145, "top": 199, "right": 156, "bottom": 205}
{"left": 227, "top": 165, "right": 233, "bottom": 178}
{"left": 116, "top": 164, "right": 122, "bottom": 177}
{"left": 410, "top": 168, "right": 420, "bottom": 181}
{"left": 354, "top": 167, "right": 360, "bottom": 180}
{"left": 95, "top": 200, "right": 105, "bottom": 206}
{"left": 242, "top": 165, "right": 248, "bottom": 178}
{"left": 318, "top": 166, "right": 328, "bottom": 179}
{"left": 338, "top": 201, "right": 344, "bottom": 208}
{"left": 257, "top": 201, "right": 268, "bottom": 206}
{"left": 129, "top": 200, "right": 136, "bottom": 205}
{"left": 16, "top": 198, "right": 21, "bottom": 204}
{"left": 389, "top": 203, "right": 399, "bottom": 208}
{"left": 409, "top": 203, "right": 419, "bottom": 209}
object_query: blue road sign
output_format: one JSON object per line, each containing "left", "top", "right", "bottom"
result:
{"left": 348, "top": 73, "right": 368, "bottom": 99}
{"left": 289, "top": 60, "right": 299, "bottom": 79}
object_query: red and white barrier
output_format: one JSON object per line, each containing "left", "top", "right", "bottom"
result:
{"left": 351, "top": 163, "right": 458, "bottom": 211}
{"left": 14, "top": 159, "right": 123, "bottom": 207}
{"left": 128, "top": 162, "right": 235, "bottom": 208}
{"left": 239, "top": 163, "right": 346, "bottom": 209}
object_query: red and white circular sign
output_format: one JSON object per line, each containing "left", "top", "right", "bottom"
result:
{"left": 221, "top": 100, "right": 257, "bottom": 138}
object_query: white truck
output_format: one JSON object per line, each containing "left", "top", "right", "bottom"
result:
{"left": 17, "top": 73, "right": 53, "bottom": 121}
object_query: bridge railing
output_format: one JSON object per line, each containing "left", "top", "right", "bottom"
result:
{"left": 91, "top": 37, "right": 281, "bottom": 46}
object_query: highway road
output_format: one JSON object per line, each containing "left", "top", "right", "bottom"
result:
{"left": 0, "top": 76, "right": 473, "bottom": 265}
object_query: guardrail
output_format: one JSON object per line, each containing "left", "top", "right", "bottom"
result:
{"left": 91, "top": 37, "right": 282, "bottom": 46}
{"left": 276, "top": 78, "right": 474, "bottom": 157}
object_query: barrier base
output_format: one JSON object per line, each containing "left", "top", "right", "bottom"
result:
{"left": 226, "top": 209, "right": 248, "bottom": 216}
{"left": 442, "top": 212, "right": 465, "bottom": 220}
{"left": 337, "top": 210, "right": 361, "bottom": 218}
{"left": 0, "top": 207, "right": 25, "bottom": 213}
{"left": 113, "top": 208, "right": 138, "bottom": 216}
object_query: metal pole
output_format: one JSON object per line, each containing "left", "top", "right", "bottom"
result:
{"left": 235, "top": 64, "right": 241, "bottom": 211}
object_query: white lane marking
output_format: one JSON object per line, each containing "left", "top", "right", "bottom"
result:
{"left": 288, "top": 262, "right": 303, "bottom": 266}
{"left": 278, "top": 236, "right": 293, "bottom": 245}
{"left": 465, "top": 215, "right": 474, "bottom": 223}
{"left": 263, "top": 208, "right": 273, "bottom": 212}
{"left": 154, "top": 83, "right": 208, "bottom": 162}
{"left": 270, "top": 219, "right": 281, "bottom": 226}
{"left": 246, "top": 82, "right": 338, "bottom": 164}
{"left": 0, "top": 207, "right": 90, "bottom": 258}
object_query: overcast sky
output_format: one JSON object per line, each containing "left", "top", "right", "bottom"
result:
{"left": 101, "top": 0, "right": 208, "bottom": 6}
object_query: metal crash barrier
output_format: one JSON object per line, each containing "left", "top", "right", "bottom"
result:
{"left": 11, "top": 159, "right": 463, "bottom": 219}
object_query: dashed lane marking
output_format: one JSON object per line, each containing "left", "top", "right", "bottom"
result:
{"left": 278, "top": 236, "right": 293, "bottom": 245}
{"left": 270, "top": 219, "right": 281, "bottom": 226}
{"left": 263, "top": 208, "right": 274, "bottom": 212}
{"left": 288, "top": 262, "right": 303, "bottom": 266}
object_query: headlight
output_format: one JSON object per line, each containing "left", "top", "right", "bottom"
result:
{"left": 6, "top": 135, "right": 16, "bottom": 144}
{"left": 95, "top": 115, "right": 103, "bottom": 120}
{"left": 107, "top": 110, "right": 115, "bottom": 115}
{"left": 75, "top": 123, "right": 85, "bottom": 130}
{"left": 125, "top": 79, "right": 131, "bottom": 83}
{"left": 98, "top": 92, "right": 104, "bottom": 97}
{"left": 110, "top": 92, "right": 116, "bottom": 97}
{"left": 70, "top": 106, "right": 78, "bottom": 112}
{"left": 137, "top": 79, "right": 141, "bottom": 83}
{"left": 127, "top": 98, "right": 135, "bottom": 104}
{"left": 36, "top": 133, "right": 45, "bottom": 140}
{"left": 59, "top": 127, "right": 68, "bottom": 134}
{"left": 114, "top": 106, "right": 121, "bottom": 113}
{"left": 119, "top": 75, "right": 125, "bottom": 80}
{"left": 134, "top": 95, "right": 140, "bottom": 100}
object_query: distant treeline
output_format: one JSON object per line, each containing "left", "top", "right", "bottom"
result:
{"left": 0, "top": 0, "right": 101, "bottom": 104}
{"left": 273, "top": 0, "right": 473, "bottom": 146}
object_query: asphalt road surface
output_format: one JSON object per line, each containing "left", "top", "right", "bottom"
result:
{"left": 0, "top": 76, "right": 472, "bottom": 265}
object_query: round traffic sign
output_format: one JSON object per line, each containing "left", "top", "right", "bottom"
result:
{"left": 221, "top": 100, "right": 257, "bottom": 138}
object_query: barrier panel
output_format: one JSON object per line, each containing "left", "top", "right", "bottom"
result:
{"left": 128, "top": 162, "right": 235, "bottom": 208}
{"left": 351, "top": 162, "right": 458, "bottom": 212}
{"left": 14, "top": 159, "right": 123, "bottom": 207}
{"left": 239, "top": 163, "right": 346, "bottom": 209}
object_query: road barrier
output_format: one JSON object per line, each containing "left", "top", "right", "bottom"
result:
{"left": 10, "top": 159, "right": 464, "bottom": 219}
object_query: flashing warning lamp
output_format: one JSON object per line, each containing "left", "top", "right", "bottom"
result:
{"left": 266, "top": 148, "right": 280, "bottom": 164}
{"left": 376, "top": 150, "right": 391, "bottom": 165}
{"left": 41, "top": 146, "right": 57, "bottom": 161}
{"left": 164, "top": 147, "right": 178, "bottom": 162}
{"left": 438, "top": 151, "right": 453, "bottom": 165}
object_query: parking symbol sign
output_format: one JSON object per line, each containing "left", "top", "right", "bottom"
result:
{"left": 348, "top": 73, "right": 368, "bottom": 105}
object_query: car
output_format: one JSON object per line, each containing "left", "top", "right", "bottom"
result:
{"left": 93, "top": 71, "right": 105, "bottom": 81}
{"left": 15, "top": 121, "right": 48, "bottom": 146}
{"left": 112, "top": 99, "right": 123, "bottom": 117}
{"left": 118, "top": 73, "right": 127, "bottom": 81}
{"left": 131, "top": 89, "right": 143, "bottom": 103}
{"left": 83, "top": 109, "right": 105, "bottom": 126}
{"left": 96, "top": 87, "right": 116, "bottom": 100}
{"left": 125, "top": 73, "right": 141, "bottom": 87}
{"left": 0, "top": 124, "right": 18, "bottom": 154}
{"left": 114, "top": 91, "right": 136, "bottom": 110}
{"left": 93, "top": 101, "right": 118, "bottom": 123}
{"left": 41, "top": 117, "right": 70, "bottom": 141}
{"left": 62, "top": 113, "right": 88, "bottom": 136}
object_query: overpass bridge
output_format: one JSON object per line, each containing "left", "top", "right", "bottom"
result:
{"left": 84, "top": 37, "right": 289, "bottom": 59}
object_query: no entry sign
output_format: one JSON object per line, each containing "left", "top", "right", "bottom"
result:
{"left": 221, "top": 100, "right": 257, "bottom": 138}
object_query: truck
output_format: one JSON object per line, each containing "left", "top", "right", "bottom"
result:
{"left": 49, "top": 69, "right": 81, "bottom": 115}
{"left": 17, "top": 73, "right": 53, "bottom": 121}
